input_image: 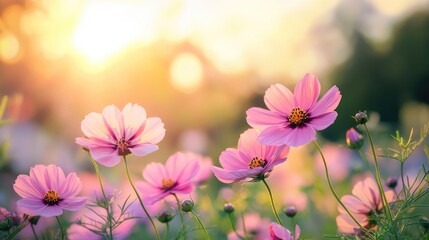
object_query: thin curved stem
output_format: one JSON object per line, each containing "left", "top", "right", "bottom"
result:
{"left": 363, "top": 124, "right": 393, "bottom": 221}
{"left": 400, "top": 162, "right": 408, "bottom": 199}
{"left": 261, "top": 179, "right": 284, "bottom": 226}
{"left": 56, "top": 216, "right": 65, "bottom": 240}
{"left": 313, "top": 141, "right": 365, "bottom": 231}
{"left": 173, "top": 193, "right": 187, "bottom": 239}
{"left": 30, "top": 224, "right": 39, "bottom": 240}
{"left": 123, "top": 156, "right": 161, "bottom": 240}
{"left": 88, "top": 153, "right": 113, "bottom": 240}
{"left": 191, "top": 210, "right": 211, "bottom": 240}
{"left": 228, "top": 213, "right": 245, "bottom": 240}
{"left": 357, "top": 150, "right": 376, "bottom": 178}
{"left": 165, "top": 222, "right": 170, "bottom": 240}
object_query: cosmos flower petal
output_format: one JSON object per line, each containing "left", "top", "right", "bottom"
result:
{"left": 137, "top": 181, "right": 170, "bottom": 205}
{"left": 341, "top": 195, "right": 370, "bottom": 213}
{"left": 122, "top": 103, "right": 147, "bottom": 140}
{"left": 166, "top": 153, "right": 200, "bottom": 185}
{"left": 13, "top": 175, "right": 43, "bottom": 198}
{"left": 307, "top": 112, "right": 338, "bottom": 130}
{"left": 293, "top": 73, "right": 321, "bottom": 110}
{"left": 60, "top": 197, "right": 87, "bottom": 211}
{"left": 269, "top": 222, "right": 293, "bottom": 240}
{"left": 102, "top": 105, "right": 125, "bottom": 141}
{"left": 80, "top": 112, "right": 111, "bottom": 141}
{"left": 211, "top": 167, "right": 261, "bottom": 184}
{"left": 309, "top": 85, "right": 341, "bottom": 117}
{"left": 129, "top": 144, "right": 159, "bottom": 157}
{"left": 264, "top": 84, "right": 294, "bottom": 114}
{"left": 246, "top": 107, "right": 286, "bottom": 130}
{"left": 135, "top": 117, "right": 166, "bottom": 145}
{"left": 29, "top": 165, "right": 50, "bottom": 194}
{"left": 219, "top": 149, "right": 249, "bottom": 169}
{"left": 58, "top": 173, "right": 82, "bottom": 199}
{"left": 259, "top": 125, "right": 316, "bottom": 147}
{"left": 16, "top": 198, "right": 48, "bottom": 216}
{"left": 90, "top": 147, "right": 121, "bottom": 167}
{"left": 142, "top": 163, "right": 167, "bottom": 187}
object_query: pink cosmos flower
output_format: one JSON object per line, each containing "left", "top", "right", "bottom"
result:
{"left": 269, "top": 222, "right": 300, "bottom": 240}
{"left": 336, "top": 177, "right": 396, "bottom": 234}
{"left": 13, "top": 164, "right": 86, "bottom": 217}
{"left": 246, "top": 73, "right": 341, "bottom": 147}
{"left": 182, "top": 151, "right": 212, "bottom": 184}
{"left": 76, "top": 103, "right": 165, "bottom": 167}
{"left": 136, "top": 152, "right": 200, "bottom": 205}
{"left": 211, "top": 129, "right": 290, "bottom": 183}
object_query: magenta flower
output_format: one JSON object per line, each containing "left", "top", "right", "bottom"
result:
{"left": 336, "top": 177, "right": 396, "bottom": 234}
{"left": 346, "top": 128, "right": 364, "bottom": 149}
{"left": 246, "top": 73, "right": 341, "bottom": 147}
{"left": 182, "top": 151, "right": 213, "bottom": 184}
{"left": 211, "top": 129, "right": 290, "bottom": 183}
{"left": 13, "top": 164, "right": 86, "bottom": 217}
{"left": 136, "top": 152, "right": 200, "bottom": 205}
{"left": 76, "top": 103, "right": 165, "bottom": 167}
{"left": 269, "top": 222, "right": 300, "bottom": 240}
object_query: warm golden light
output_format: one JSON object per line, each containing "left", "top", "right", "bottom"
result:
{"left": 0, "top": 32, "right": 20, "bottom": 63}
{"left": 72, "top": 1, "right": 157, "bottom": 64}
{"left": 170, "top": 53, "right": 204, "bottom": 93}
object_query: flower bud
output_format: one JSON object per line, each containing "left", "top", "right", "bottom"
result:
{"left": 353, "top": 111, "right": 368, "bottom": 124}
{"left": 181, "top": 200, "right": 194, "bottom": 213}
{"left": 386, "top": 177, "right": 398, "bottom": 189}
{"left": 29, "top": 215, "right": 41, "bottom": 225}
{"left": 284, "top": 206, "right": 297, "bottom": 218}
{"left": 156, "top": 211, "right": 174, "bottom": 223}
{"left": 346, "top": 128, "right": 364, "bottom": 149}
{"left": 223, "top": 203, "right": 235, "bottom": 214}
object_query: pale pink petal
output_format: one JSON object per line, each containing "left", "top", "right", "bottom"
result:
{"left": 259, "top": 125, "right": 316, "bottom": 147}
{"left": 134, "top": 117, "right": 165, "bottom": 145}
{"left": 307, "top": 112, "right": 338, "bottom": 130}
{"left": 142, "top": 163, "right": 167, "bottom": 187}
{"left": 129, "top": 144, "right": 159, "bottom": 157}
{"left": 257, "top": 126, "right": 291, "bottom": 146}
{"left": 67, "top": 224, "right": 99, "bottom": 240}
{"left": 45, "top": 164, "right": 66, "bottom": 191}
{"left": 219, "top": 149, "right": 249, "bottom": 170}
{"left": 293, "top": 73, "right": 321, "bottom": 110}
{"left": 294, "top": 225, "right": 300, "bottom": 240}
{"left": 308, "top": 86, "right": 341, "bottom": 117}
{"left": 336, "top": 214, "right": 360, "bottom": 234}
{"left": 76, "top": 137, "right": 112, "bottom": 150}
{"left": 352, "top": 177, "right": 380, "bottom": 210}
{"left": 165, "top": 152, "right": 199, "bottom": 184}
{"left": 341, "top": 195, "right": 371, "bottom": 214}
{"left": 14, "top": 175, "right": 43, "bottom": 198}
{"left": 80, "top": 112, "right": 112, "bottom": 142}
{"left": 59, "top": 197, "right": 86, "bottom": 211}
{"left": 264, "top": 84, "right": 294, "bottom": 115}
{"left": 237, "top": 129, "right": 265, "bottom": 161}
{"left": 16, "top": 198, "right": 47, "bottom": 216}
{"left": 246, "top": 107, "right": 286, "bottom": 130}
{"left": 38, "top": 206, "right": 64, "bottom": 217}
{"left": 269, "top": 222, "right": 292, "bottom": 240}
{"left": 263, "top": 147, "right": 289, "bottom": 172}
{"left": 137, "top": 182, "right": 170, "bottom": 205}
{"left": 170, "top": 184, "right": 195, "bottom": 195}
{"left": 122, "top": 103, "right": 147, "bottom": 140}
{"left": 102, "top": 105, "right": 125, "bottom": 141}
{"left": 29, "top": 165, "right": 49, "bottom": 194}
{"left": 89, "top": 147, "right": 121, "bottom": 167}
{"left": 211, "top": 167, "right": 261, "bottom": 183}
{"left": 58, "top": 173, "right": 82, "bottom": 199}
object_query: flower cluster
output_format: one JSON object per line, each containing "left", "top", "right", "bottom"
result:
{"left": 1, "top": 73, "right": 428, "bottom": 240}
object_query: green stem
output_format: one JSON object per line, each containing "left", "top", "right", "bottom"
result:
{"left": 313, "top": 141, "right": 366, "bottom": 231}
{"left": 363, "top": 124, "right": 393, "bottom": 221}
{"left": 240, "top": 213, "right": 247, "bottom": 237}
{"left": 400, "top": 162, "right": 408, "bottom": 199}
{"left": 6, "top": 219, "right": 29, "bottom": 240}
{"left": 261, "top": 179, "right": 283, "bottom": 226}
{"left": 30, "top": 224, "right": 39, "bottom": 240}
{"left": 88, "top": 153, "right": 113, "bottom": 240}
{"left": 123, "top": 156, "right": 161, "bottom": 240}
{"left": 228, "top": 213, "right": 245, "bottom": 240}
{"left": 191, "top": 210, "right": 211, "bottom": 240}
{"left": 165, "top": 222, "right": 170, "bottom": 240}
{"left": 173, "top": 193, "right": 186, "bottom": 239}
{"left": 56, "top": 216, "right": 65, "bottom": 240}
{"left": 357, "top": 150, "right": 376, "bottom": 178}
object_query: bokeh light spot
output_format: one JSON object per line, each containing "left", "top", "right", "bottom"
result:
{"left": 170, "top": 52, "right": 204, "bottom": 93}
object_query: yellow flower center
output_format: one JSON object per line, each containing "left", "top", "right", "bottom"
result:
{"left": 248, "top": 157, "right": 267, "bottom": 169}
{"left": 162, "top": 178, "right": 176, "bottom": 190}
{"left": 288, "top": 108, "right": 308, "bottom": 126}
{"left": 43, "top": 190, "right": 61, "bottom": 206}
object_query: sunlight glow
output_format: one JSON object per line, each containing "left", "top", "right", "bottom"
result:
{"left": 170, "top": 53, "right": 204, "bottom": 93}
{"left": 72, "top": 1, "right": 157, "bottom": 64}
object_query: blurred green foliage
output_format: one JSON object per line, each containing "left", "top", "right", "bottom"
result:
{"left": 325, "top": 11, "right": 429, "bottom": 140}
